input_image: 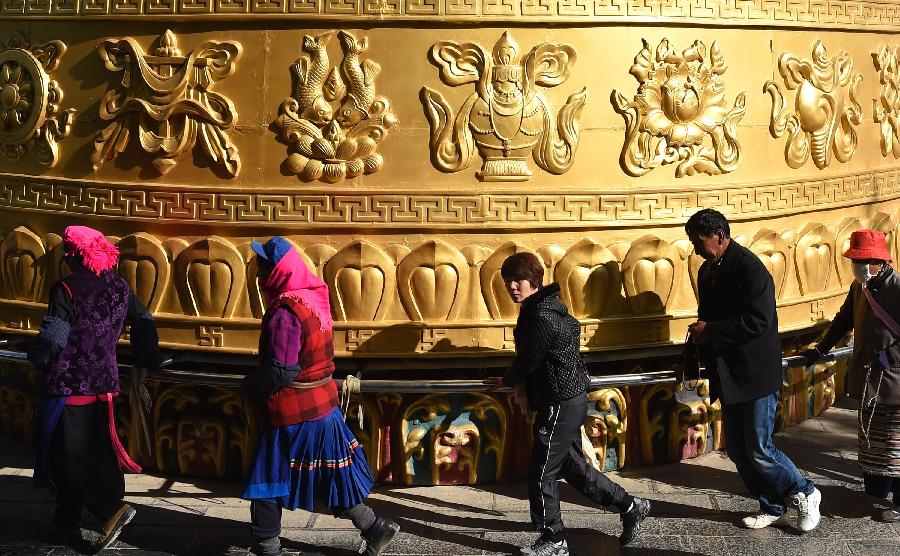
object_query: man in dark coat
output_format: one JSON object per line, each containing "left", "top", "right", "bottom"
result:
{"left": 493, "top": 252, "right": 650, "bottom": 556}
{"left": 686, "top": 208, "right": 821, "bottom": 532}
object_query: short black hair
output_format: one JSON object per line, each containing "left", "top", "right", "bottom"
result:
{"left": 685, "top": 208, "right": 730, "bottom": 238}
{"left": 500, "top": 252, "right": 544, "bottom": 289}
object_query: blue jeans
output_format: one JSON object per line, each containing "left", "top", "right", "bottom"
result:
{"left": 722, "top": 392, "right": 814, "bottom": 516}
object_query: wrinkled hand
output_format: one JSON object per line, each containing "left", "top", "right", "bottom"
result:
{"left": 687, "top": 321, "right": 709, "bottom": 344}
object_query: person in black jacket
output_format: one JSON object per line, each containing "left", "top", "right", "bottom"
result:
{"left": 686, "top": 208, "right": 822, "bottom": 532}
{"left": 492, "top": 252, "right": 650, "bottom": 556}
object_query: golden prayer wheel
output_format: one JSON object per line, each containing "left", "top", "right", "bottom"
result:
{"left": 0, "top": 4, "right": 890, "bottom": 483}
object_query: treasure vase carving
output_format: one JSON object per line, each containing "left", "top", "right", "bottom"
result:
{"left": 421, "top": 31, "right": 587, "bottom": 181}
{"left": 612, "top": 39, "right": 746, "bottom": 177}
{"left": 93, "top": 30, "right": 242, "bottom": 177}
{"left": 765, "top": 40, "right": 863, "bottom": 169}
{"left": 275, "top": 31, "right": 398, "bottom": 183}
{"left": 0, "top": 32, "right": 74, "bottom": 168}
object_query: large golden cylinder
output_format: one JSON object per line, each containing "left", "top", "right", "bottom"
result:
{"left": 0, "top": 4, "right": 890, "bottom": 482}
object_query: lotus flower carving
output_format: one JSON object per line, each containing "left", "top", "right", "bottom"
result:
{"left": 612, "top": 38, "right": 746, "bottom": 177}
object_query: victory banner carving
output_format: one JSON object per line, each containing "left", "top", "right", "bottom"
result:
{"left": 92, "top": 30, "right": 243, "bottom": 177}
{"left": 420, "top": 32, "right": 587, "bottom": 182}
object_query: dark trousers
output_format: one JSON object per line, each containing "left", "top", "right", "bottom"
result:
{"left": 528, "top": 392, "right": 633, "bottom": 535}
{"left": 251, "top": 501, "right": 376, "bottom": 539}
{"left": 722, "top": 392, "right": 814, "bottom": 516}
{"left": 864, "top": 474, "right": 900, "bottom": 503}
{"left": 50, "top": 403, "right": 125, "bottom": 528}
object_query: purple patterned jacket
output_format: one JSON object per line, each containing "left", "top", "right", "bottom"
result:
{"left": 30, "top": 268, "right": 160, "bottom": 396}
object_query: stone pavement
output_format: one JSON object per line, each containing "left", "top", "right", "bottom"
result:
{"left": 2, "top": 400, "right": 899, "bottom": 556}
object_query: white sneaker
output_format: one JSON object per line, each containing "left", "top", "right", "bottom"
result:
{"left": 741, "top": 512, "right": 791, "bottom": 529}
{"left": 791, "top": 487, "right": 822, "bottom": 532}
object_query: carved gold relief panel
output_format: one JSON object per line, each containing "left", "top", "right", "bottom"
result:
{"left": 275, "top": 31, "right": 398, "bottom": 183}
{"left": 93, "top": 30, "right": 242, "bottom": 177}
{"left": 421, "top": 32, "right": 587, "bottom": 181}
{"left": 873, "top": 44, "right": 900, "bottom": 159}
{"left": 766, "top": 41, "right": 863, "bottom": 170}
{"left": 0, "top": 33, "right": 73, "bottom": 168}
{"left": 612, "top": 38, "right": 746, "bottom": 177}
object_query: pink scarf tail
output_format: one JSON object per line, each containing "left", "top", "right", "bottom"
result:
{"left": 103, "top": 393, "right": 142, "bottom": 474}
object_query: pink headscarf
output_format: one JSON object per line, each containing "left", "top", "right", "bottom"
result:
{"left": 63, "top": 226, "right": 119, "bottom": 275}
{"left": 261, "top": 247, "right": 333, "bottom": 331}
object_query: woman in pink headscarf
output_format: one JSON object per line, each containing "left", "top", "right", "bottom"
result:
{"left": 28, "top": 225, "right": 161, "bottom": 551}
{"left": 241, "top": 236, "right": 398, "bottom": 556}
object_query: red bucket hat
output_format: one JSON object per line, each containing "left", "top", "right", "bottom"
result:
{"left": 842, "top": 229, "right": 892, "bottom": 261}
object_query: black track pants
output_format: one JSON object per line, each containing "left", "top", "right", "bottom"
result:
{"left": 528, "top": 392, "right": 633, "bottom": 534}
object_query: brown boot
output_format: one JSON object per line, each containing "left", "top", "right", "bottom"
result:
{"left": 95, "top": 503, "right": 137, "bottom": 551}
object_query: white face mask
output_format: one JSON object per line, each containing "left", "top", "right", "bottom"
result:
{"left": 852, "top": 262, "right": 876, "bottom": 284}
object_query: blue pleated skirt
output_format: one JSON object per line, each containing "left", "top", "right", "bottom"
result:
{"left": 241, "top": 407, "right": 374, "bottom": 511}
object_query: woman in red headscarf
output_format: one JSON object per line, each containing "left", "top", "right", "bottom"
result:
{"left": 28, "top": 225, "right": 161, "bottom": 551}
{"left": 802, "top": 230, "right": 900, "bottom": 522}
{"left": 241, "top": 237, "right": 398, "bottom": 556}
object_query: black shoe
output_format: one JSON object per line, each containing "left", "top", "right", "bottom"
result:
{"left": 620, "top": 497, "right": 651, "bottom": 546}
{"left": 362, "top": 517, "right": 400, "bottom": 555}
{"left": 254, "top": 536, "right": 282, "bottom": 556}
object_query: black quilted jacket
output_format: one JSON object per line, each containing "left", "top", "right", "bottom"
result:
{"left": 502, "top": 283, "right": 589, "bottom": 409}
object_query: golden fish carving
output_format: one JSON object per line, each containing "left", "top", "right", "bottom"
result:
{"left": 275, "top": 30, "right": 397, "bottom": 184}
{"left": 337, "top": 31, "right": 381, "bottom": 127}
{"left": 420, "top": 32, "right": 587, "bottom": 182}
{"left": 292, "top": 32, "right": 335, "bottom": 126}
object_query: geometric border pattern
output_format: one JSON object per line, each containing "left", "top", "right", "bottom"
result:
{"left": 1, "top": 169, "right": 899, "bottom": 229}
{"left": 5, "top": 0, "right": 900, "bottom": 32}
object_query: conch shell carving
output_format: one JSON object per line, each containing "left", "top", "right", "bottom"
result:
{"left": 275, "top": 30, "right": 398, "bottom": 184}
{"left": 92, "top": 30, "right": 243, "bottom": 177}
{"left": 612, "top": 39, "right": 746, "bottom": 177}
{"left": 765, "top": 40, "right": 863, "bottom": 169}
{"left": 420, "top": 32, "right": 587, "bottom": 181}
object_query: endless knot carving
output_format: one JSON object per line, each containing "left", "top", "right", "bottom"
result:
{"left": 873, "top": 44, "right": 900, "bottom": 159}
{"left": 421, "top": 32, "right": 587, "bottom": 181}
{"left": 765, "top": 41, "right": 863, "bottom": 170}
{"left": 275, "top": 31, "right": 398, "bottom": 183}
{"left": 612, "top": 39, "right": 746, "bottom": 177}
{"left": 0, "top": 33, "right": 74, "bottom": 168}
{"left": 92, "top": 30, "right": 242, "bottom": 177}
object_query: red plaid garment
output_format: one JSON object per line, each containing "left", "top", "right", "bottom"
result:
{"left": 265, "top": 298, "right": 338, "bottom": 427}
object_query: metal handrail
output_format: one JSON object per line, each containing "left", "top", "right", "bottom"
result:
{"left": 0, "top": 344, "right": 855, "bottom": 393}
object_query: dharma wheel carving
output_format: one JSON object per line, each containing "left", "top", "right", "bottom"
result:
{"left": 275, "top": 31, "right": 398, "bottom": 183}
{"left": 765, "top": 40, "right": 863, "bottom": 170}
{"left": 612, "top": 38, "right": 746, "bottom": 177}
{"left": 0, "top": 33, "right": 73, "bottom": 168}
{"left": 92, "top": 30, "right": 242, "bottom": 177}
{"left": 421, "top": 32, "right": 587, "bottom": 182}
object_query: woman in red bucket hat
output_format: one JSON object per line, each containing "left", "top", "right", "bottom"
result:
{"left": 801, "top": 229, "right": 900, "bottom": 522}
